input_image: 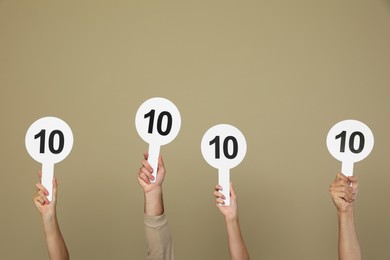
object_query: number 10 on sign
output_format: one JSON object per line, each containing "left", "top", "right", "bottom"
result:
{"left": 326, "top": 119, "right": 374, "bottom": 176}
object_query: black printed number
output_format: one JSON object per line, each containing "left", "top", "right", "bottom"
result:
{"left": 209, "top": 136, "right": 238, "bottom": 159}
{"left": 335, "top": 131, "right": 365, "bottom": 154}
{"left": 34, "top": 129, "right": 65, "bottom": 154}
{"left": 144, "top": 109, "right": 173, "bottom": 136}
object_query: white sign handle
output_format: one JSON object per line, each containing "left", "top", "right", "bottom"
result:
{"left": 42, "top": 163, "right": 54, "bottom": 201}
{"left": 148, "top": 143, "right": 161, "bottom": 182}
{"left": 218, "top": 168, "right": 230, "bottom": 206}
{"left": 341, "top": 160, "right": 354, "bottom": 177}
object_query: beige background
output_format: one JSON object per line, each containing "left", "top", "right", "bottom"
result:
{"left": 1, "top": 0, "right": 389, "bottom": 259}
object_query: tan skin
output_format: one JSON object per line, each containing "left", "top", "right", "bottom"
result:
{"left": 137, "top": 152, "right": 166, "bottom": 216}
{"left": 214, "top": 183, "right": 250, "bottom": 260}
{"left": 33, "top": 171, "right": 69, "bottom": 260}
{"left": 329, "top": 173, "right": 361, "bottom": 260}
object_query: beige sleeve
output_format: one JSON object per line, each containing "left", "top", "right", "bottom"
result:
{"left": 144, "top": 213, "right": 174, "bottom": 260}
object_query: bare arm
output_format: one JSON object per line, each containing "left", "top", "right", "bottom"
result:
{"left": 33, "top": 172, "right": 69, "bottom": 260}
{"left": 329, "top": 173, "right": 361, "bottom": 260}
{"left": 214, "top": 183, "right": 250, "bottom": 260}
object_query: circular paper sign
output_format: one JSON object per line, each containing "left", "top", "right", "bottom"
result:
{"left": 326, "top": 119, "right": 374, "bottom": 164}
{"left": 135, "top": 97, "right": 181, "bottom": 183}
{"left": 201, "top": 124, "right": 247, "bottom": 170}
{"left": 25, "top": 116, "right": 73, "bottom": 201}
{"left": 25, "top": 117, "right": 74, "bottom": 164}
{"left": 135, "top": 97, "right": 181, "bottom": 146}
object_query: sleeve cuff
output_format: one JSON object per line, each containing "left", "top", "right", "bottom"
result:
{"left": 144, "top": 213, "right": 168, "bottom": 229}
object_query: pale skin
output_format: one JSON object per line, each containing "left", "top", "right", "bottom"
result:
{"left": 329, "top": 173, "right": 361, "bottom": 260}
{"left": 137, "top": 153, "right": 166, "bottom": 216}
{"left": 214, "top": 183, "right": 250, "bottom": 260}
{"left": 33, "top": 172, "right": 69, "bottom": 260}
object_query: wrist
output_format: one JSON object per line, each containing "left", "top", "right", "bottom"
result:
{"left": 144, "top": 186, "right": 163, "bottom": 197}
{"left": 224, "top": 216, "right": 241, "bottom": 234}
{"left": 144, "top": 188, "right": 164, "bottom": 216}
{"left": 224, "top": 214, "right": 239, "bottom": 224}
{"left": 337, "top": 207, "right": 354, "bottom": 218}
{"left": 42, "top": 213, "right": 57, "bottom": 226}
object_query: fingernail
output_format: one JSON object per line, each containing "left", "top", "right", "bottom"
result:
{"left": 45, "top": 191, "right": 49, "bottom": 196}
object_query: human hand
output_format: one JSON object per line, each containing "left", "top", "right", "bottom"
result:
{"left": 33, "top": 171, "right": 57, "bottom": 220}
{"left": 329, "top": 173, "right": 358, "bottom": 214}
{"left": 214, "top": 183, "right": 239, "bottom": 222}
{"left": 137, "top": 152, "right": 166, "bottom": 194}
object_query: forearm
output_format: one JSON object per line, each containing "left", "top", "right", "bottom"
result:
{"left": 225, "top": 218, "right": 250, "bottom": 260}
{"left": 144, "top": 213, "right": 174, "bottom": 260}
{"left": 42, "top": 215, "right": 69, "bottom": 260}
{"left": 144, "top": 188, "right": 164, "bottom": 216}
{"left": 338, "top": 210, "right": 361, "bottom": 260}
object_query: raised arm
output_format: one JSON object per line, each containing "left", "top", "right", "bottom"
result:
{"left": 214, "top": 183, "right": 250, "bottom": 260}
{"left": 33, "top": 172, "right": 69, "bottom": 260}
{"left": 329, "top": 173, "right": 361, "bottom": 260}
{"left": 137, "top": 153, "right": 174, "bottom": 260}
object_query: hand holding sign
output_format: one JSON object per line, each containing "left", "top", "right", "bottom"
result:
{"left": 327, "top": 119, "right": 374, "bottom": 176}
{"left": 25, "top": 117, "right": 73, "bottom": 201}
{"left": 135, "top": 97, "right": 181, "bottom": 183}
{"left": 201, "top": 124, "right": 247, "bottom": 206}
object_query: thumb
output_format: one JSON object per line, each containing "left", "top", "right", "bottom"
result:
{"left": 51, "top": 177, "right": 58, "bottom": 203}
{"left": 158, "top": 156, "right": 165, "bottom": 173}
{"left": 38, "top": 170, "right": 42, "bottom": 183}
{"left": 230, "top": 182, "right": 236, "bottom": 198}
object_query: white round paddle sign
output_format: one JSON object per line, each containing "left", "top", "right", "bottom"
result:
{"left": 135, "top": 97, "right": 181, "bottom": 182}
{"left": 25, "top": 117, "right": 73, "bottom": 201}
{"left": 201, "top": 124, "right": 247, "bottom": 206}
{"left": 326, "top": 119, "right": 374, "bottom": 176}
